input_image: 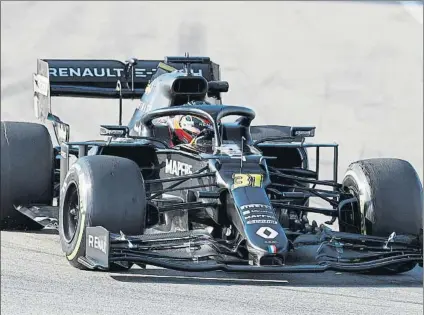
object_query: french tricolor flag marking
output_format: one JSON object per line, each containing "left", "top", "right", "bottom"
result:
{"left": 267, "top": 245, "right": 277, "bottom": 254}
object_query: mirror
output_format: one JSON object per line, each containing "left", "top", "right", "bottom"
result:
{"left": 48, "top": 113, "right": 70, "bottom": 144}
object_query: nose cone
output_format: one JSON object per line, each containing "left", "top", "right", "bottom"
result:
{"left": 229, "top": 186, "right": 289, "bottom": 264}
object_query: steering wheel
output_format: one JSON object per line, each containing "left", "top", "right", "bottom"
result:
{"left": 191, "top": 126, "right": 214, "bottom": 145}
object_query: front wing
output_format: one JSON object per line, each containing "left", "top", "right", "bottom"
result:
{"left": 80, "top": 226, "right": 423, "bottom": 273}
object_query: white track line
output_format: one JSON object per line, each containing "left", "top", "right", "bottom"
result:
{"left": 126, "top": 274, "right": 290, "bottom": 283}
{"left": 400, "top": 1, "right": 423, "bottom": 25}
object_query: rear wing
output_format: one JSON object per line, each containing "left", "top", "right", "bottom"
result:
{"left": 32, "top": 56, "right": 221, "bottom": 143}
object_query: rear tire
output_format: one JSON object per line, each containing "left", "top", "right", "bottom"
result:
{"left": 341, "top": 158, "right": 423, "bottom": 274}
{"left": 59, "top": 155, "right": 146, "bottom": 270}
{"left": 1, "top": 121, "right": 54, "bottom": 230}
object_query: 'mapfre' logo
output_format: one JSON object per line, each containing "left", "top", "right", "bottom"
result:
{"left": 165, "top": 159, "right": 193, "bottom": 176}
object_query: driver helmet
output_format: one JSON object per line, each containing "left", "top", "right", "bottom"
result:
{"left": 168, "top": 115, "right": 213, "bottom": 145}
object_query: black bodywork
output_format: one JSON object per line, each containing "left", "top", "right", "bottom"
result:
{"left": 26, "top": 55, "right": 423, "bottom": 273}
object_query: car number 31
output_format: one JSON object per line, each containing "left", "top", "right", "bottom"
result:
{"left": 231, "top": 173, "right": 263, "bottom": 190}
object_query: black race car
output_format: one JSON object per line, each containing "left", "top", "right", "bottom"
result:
{"left": 1, "top": 55, "right": 422, "bottom": 274}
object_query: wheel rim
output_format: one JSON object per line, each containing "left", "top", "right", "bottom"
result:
{"left": 340, "top": 177, "right": 363, "bottom": 234}
{"left": 62, "top": 182, "right": 80, "bottom": 243}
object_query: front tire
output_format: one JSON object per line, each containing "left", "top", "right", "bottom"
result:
{"left": 341, "top": 158, "right": 423, "bottom": 274}
{"left": 59, "top": 155, "right": 146, "bottom": 270}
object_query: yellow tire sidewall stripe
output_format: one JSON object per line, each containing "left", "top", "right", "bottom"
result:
{"left": 66, "top": 209, "right": 86, "bottom": 261}
{"left": 66, "top": 164, "right": 89, "bottom": 261}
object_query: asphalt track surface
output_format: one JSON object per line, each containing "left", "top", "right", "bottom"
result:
{"left": 1, "top": 1, "right": 423, "bottom": 315}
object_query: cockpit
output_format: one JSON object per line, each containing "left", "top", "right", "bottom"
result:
{"left": 126, "top": 59, "right": 244, "bottom": 154}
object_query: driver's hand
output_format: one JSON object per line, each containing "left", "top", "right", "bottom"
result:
{"left": 201, "top": 127, "right": 214, "bottom": 138}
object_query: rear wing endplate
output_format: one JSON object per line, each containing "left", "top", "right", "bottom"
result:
{"left": 32, "top": 56, "right": 221, "bottom": 143}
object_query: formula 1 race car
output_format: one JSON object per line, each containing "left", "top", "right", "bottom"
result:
{"left": 1, "top": 55, "right": 422, "bottom": 274}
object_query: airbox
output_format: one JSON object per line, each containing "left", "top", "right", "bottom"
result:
{"left": 171, "top": 77, "right": 208, "bottom": 95}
